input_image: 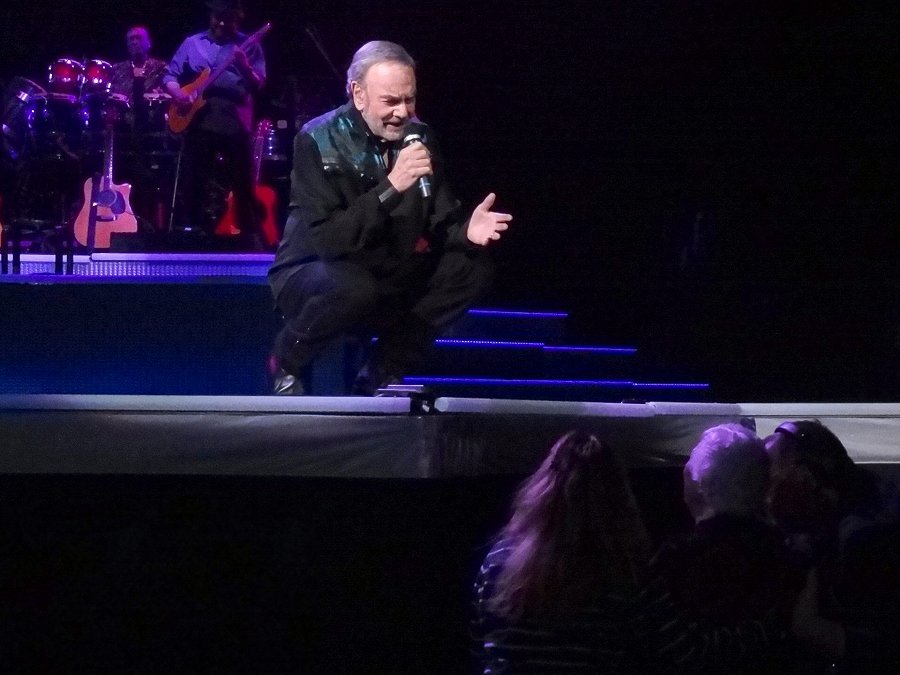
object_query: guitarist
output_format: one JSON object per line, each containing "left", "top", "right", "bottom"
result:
{"left": 162, "top": 0, "right": 266, "bottom": 248}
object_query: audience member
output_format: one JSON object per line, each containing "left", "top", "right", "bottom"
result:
{"left": 471, "top": 430, "right": 653, "bottom": 673}
{"left": 765, "top": 420, "right": 900, "bottom": 672}
{"left": 634, "top": 423, "right": 798, "bottom": 672}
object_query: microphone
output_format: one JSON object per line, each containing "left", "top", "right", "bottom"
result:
{"left": 402, "top": 129, "right": 432, "bottom": 199}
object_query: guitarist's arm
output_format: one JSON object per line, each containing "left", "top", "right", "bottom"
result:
{"left": 233, "top": 45, "right": 265, "bottom": 92}
{"left": 165, "top": 79, "right": 194, "bottom": 107}
{"left": 162, "top": 39, "right": 197, "bottom": 107}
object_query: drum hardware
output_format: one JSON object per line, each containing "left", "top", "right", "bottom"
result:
{"left": 2, "top": 77, "right": 47, "bottom": 161}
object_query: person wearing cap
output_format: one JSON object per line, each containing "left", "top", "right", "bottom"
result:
{"left": 163, "top": 0, "right": 265, "bottom": 247}
{"left": 267, "top": 40, "right": 512, "bottom": 396}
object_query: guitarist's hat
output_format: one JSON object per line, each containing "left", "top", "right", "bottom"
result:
{"left": 206, "top": 0, "right": 244, "bottom": 15}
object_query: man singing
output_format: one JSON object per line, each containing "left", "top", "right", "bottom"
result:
{"left": 267, "top": 41, "right": 512, "bottom": 395}
{"left": 162, "top": 0, "right": 265, "bottom": 247}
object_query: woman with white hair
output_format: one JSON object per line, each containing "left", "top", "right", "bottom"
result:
{"left": 635, "top": 423, "right": 799, "bottom": 672}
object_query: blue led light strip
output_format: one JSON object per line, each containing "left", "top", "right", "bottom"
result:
{"left": 434, "top": 339, "right": 637, "bottom": 353}
{"left": 434, "top": 339, "right": 544, "bottom": 348}
{"left": 405, "top": 377, "right": 633, "bottom": 387}
{"left": 467, "top": 309, "right": 569, "bottom": 318}
{"left": 633, "top": 382, "right": 710, "bottom": 389}
{"left": 405, "top": 376, "right": 709, "bottom": 389}
{"left": 543, "top": 345, "right": 638, "bottom": 354}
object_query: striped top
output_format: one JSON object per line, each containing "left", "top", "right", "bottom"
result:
{"left": 471, "top": 538, "right": 645, "bottom": 674}
{"left": 473, "top": 521, "right": 795, "bottom": 674}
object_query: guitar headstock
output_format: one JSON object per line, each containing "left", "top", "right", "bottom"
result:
{"left": 256, "top": 118, "right": 273, "bottom": 139}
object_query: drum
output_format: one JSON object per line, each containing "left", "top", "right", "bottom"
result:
{"left": 81, "top": 91, "right": 130, "bottom": 131}
{"left": 1, "top": 77, "right": 47, "bottom": 160}
{"left": 136, "top": 91, "right": 177, "bottom": 153}
{"left": 141, "top": 91, "right": 171, "bottom": 132}
{"left": 82, "top": 59, "right": 112, "bottom": 96}
{"left": 47, "top": 58, "right": 84, "bottom": 96}
{"left": 26, "top": 93, "right": 82, "bottom": 159}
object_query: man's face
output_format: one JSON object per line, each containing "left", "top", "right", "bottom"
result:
{"left": 209, "top": 11, "right": 239, "bottom": 42}
{"left": 764, "top": 431, "right": 823, "bottom": 532}
{"left": 682, "top": 461, "right": 706, "bottom": 522}
{"left": 764, "top": 432, "right": 799, "bottom": 480}
{"left": 126, "top": 29, "right": 151, "bottom": 58}
{"left": 351, "top": 61, "right": 416, "bottom": 142}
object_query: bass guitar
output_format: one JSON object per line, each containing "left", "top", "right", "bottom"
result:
{"left": 167, "top": 22, "right": 272, "bottom": 134}
{"left": 73, "top": 106, "right": 137, "bottom": 249}
{"left": 215, "top": 118, "right": 279, "bottom": 246}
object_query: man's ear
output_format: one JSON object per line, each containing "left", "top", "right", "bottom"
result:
{"left": 350, "top": 81, "right": 365, "bottom": 111}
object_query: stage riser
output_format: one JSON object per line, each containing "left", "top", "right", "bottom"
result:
{"left": 1, "top": 280, "right": 705, "bottom": 398}
{"left": 0, "top": 282, "right": 278, "bottom": 395}
{"left": 407, "top": 381, "right": 710, "bottom": 402}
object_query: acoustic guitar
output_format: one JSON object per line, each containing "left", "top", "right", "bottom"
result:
{"left": 73, "top": 107, "right": 137, "bottom": 249}
{"left": 214, "top": 118, "right": 279, "bottom": 246}
{"left": 167, "top": 22, "right": 272, "bottom": 134}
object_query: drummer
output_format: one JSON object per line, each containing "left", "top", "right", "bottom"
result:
{"left": 109, "top": 26, "right": 167, "bottom": 116}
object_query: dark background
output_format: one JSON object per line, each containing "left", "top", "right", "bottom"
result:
{"left": 3, "top": 1, "right": 900, "bottom": 401}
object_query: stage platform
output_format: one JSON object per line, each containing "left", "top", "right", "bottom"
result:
{"left": 3, "top": 396, "right": 899, "bottom": 478}
{"left": 1, "top": 252, "right": 274, "bottom": 279}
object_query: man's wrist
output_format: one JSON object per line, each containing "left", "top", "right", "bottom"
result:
{"left": 376, "top": 179, "right": 402, "bottom": 212}
{"left": 378, "top": 185, "right": 399, "bottom": 204}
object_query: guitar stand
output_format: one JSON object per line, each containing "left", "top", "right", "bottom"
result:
{"left": 1, "top": 217, "right": 74, "bottom": 275}
{"left": 168, "top": 141, "right": 184, "bottom": 234}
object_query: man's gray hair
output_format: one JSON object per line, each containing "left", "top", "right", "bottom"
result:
{"left": 346, "top": 40, "right": 416, "bottom": 97}
{"left": 685, "top": 423, "right": 770, "bottom": 518}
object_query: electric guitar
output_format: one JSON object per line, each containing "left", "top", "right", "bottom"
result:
{"left": 73, "top": 107, "right": 137, "bottom": 249}
{"left": 167, "top": 22, "right": 272, "bottom": 134}
{"left": 214, "top": 118, "right": 279, "bottom": 246}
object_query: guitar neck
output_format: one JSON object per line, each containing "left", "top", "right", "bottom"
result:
{"left": 103, "top": 125, "right": 114, "bottom": 187}
{"left": 252, "top": 121, "right": 271, "bottom": 183}
{"left": 196, "top": 22, "right": 271, "bottom": 96}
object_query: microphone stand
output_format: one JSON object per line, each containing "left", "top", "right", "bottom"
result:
{"left": 304, "top": 25, "right": 344, "bottom": 86}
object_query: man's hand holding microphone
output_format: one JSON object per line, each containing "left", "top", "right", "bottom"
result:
{"left": 387, "top": 127, "right": 512, "bottom": 247}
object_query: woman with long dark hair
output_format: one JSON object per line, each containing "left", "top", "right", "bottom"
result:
{"left": 472, "top": 430, "right": 652, "bottom": 673}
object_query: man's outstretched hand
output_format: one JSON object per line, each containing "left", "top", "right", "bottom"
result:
{"left": 466, "top": 193, "right": 512, "bottom": 246}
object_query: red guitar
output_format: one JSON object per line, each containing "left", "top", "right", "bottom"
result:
{"left": 215, "top": 119, "right": 279, "bottom": 246}
{"left": 73, "top": 106, "right": 137, "bottom": 249}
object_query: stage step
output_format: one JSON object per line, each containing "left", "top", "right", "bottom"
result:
{"left": 442, "top": 308, "right": 568, "bottom": 342}
{"left": 402, "top": 376, "right": 711, "bottom": 402}
{"left": 0, "top": 275, "right": 708, "bottom": 399}
{"left": 398, "top": 309, "right": 710, "bottom": 402}
{"left": 261, "top": 305, "right": 711, "bottom": 400}
{"left": 423, "top": 340, "right": 639, "bottom": 379}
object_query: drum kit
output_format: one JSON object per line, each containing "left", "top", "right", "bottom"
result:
{"left": 1, "top": 55, "right": 294, "bottom": 258}
{"left": 1, "top": 56, "right": 177, "bottom": 251}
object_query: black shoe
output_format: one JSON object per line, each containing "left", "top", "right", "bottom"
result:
{"left": 272, "top": 368, "right": 305, "bottom": 395}
{"left": 351, "top": 362, "right": 403, "bottom": 396}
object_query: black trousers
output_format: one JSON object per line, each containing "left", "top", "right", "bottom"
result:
{"left": 272, "top": 248, "right": 493, "bottom": 377}
{"left": 180, "top": 128, "right": 256, "bottom": 236}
